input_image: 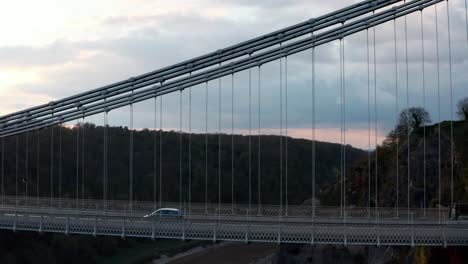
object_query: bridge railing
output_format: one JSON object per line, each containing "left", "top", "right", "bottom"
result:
{"left": 0, "top": 206, "right": 465, "bottom": 246}
{"left": 0, "top": 195, "right": 449, "bottom": 220}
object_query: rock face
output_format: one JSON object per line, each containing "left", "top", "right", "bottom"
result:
{"left": 305, "top": 121, "right": 468, "bottom": 264}
{"left": 341, "top": 121, "right": 467, "bottom": 210}
{"left": 265, "top": 244, "right": 410, "bottom": 264}
{"left": 383, "top": 125, "right": 462, "bottom": 208}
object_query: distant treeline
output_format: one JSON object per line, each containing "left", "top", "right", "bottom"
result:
{"left": 0, "top": 123, "right": 366, "bottom": 206}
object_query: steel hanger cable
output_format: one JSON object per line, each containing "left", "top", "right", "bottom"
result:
{"left": 465, "top": 0, "right": 468, "bottom": 45}
{"left": 285, "top": 55, "right": 289, "bottom": 216}
{"left": 25, "top": 132, "right": 29, "bottom": 205}
{"left": 340, "top": 38, "right": 344, "bottom": 216}
{"left": 37, "top": 131, "right": 41, "bottom": 206}
{"left": 76, "top": 119, "right": 79, "bottom": 208}
{"left": 393, "top": 18, "right": 400, "bottom": 217}
{"left": 50, "top": 123, "right": 54, "bottom": 206}
{"left": 373, "top": 23, "right": 378, "bottom": 218}
{"left": 15, "top": 136, "right": 18, "bottom": 207}
{"left": 367, "top": 29, "right": 371, "bottom": 217}
{"left": 159, "top": 96, "right": 163, "bottom": 208}
{"left": 231, "top": 73, "right": 235, "bottom": 213}
{"left": 446, "top": 0, "right": 454, "bottom": 212}
{"left": 434, "top": 3, "right": 442, "bottom": 222}
{"left": 312, "top": 46, "right": 316, "bottom": 218}
{"left": 420, "top": 10, "right": 427, "bottom": 217}
{"left": 81, "top": 116, "right": 85, "bottom": 208}
{"left": 258, "top": 65, "right": 262, "bottom": 211}
{"left": 104, "top": 108, "right": 108, "bottom": 210}
{"left": 218, "top": 74, "right": 222, "bottom": 218}
{"left": 279, "top": 49, "right": 283, "bottom": 219}
{"left": 129, "top": 97, "right": 134, "bottom": 212}
{"left": 249, "top": 60, "right": 252, "bottom": 218}
{"left": 205, "top": 82, "right": 208, "bottom": 214}
{"left": 153, "top": 97, "right": 157, "bottom": 211}
{"left": 189, "top": 80, "right": 192, "bottom": 215}
{"left": 58, "top": 124, "right": 62, "bottom": 208}
{"left": 1, "top": 138, "right": 3, "bottom": 205}
{"left": 404, "top": 7, "right": 410, "bottom": 220}
{"left": 343, "top": 36, "right": 347, "bottom": 218}
{"left": 179, "top": 89, "right": 183, "bottom": 211}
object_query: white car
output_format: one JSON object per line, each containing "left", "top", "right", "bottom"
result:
{"left": 143, "top": 208, "right": 183, "bottom": 218}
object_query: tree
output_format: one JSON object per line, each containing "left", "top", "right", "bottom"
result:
{"left": 395, "top": 107, "right": 431, "bottom": 136}
{"left": 457, "top": 97, "right": 468, "bottom": 120}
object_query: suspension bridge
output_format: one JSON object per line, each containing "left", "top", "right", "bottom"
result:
{"left": 0, "top": 0, "right": 468, "bottom": 246}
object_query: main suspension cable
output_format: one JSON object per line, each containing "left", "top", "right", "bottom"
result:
{"left": 446, "top": 0, "right": 454, "bottom": 212}
{"left": 394, "top": 18, "right": 400, "bottom": 217}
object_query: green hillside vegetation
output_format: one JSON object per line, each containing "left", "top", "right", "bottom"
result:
{"left": 0, "top": 123, "right": 365, "bottom": 206}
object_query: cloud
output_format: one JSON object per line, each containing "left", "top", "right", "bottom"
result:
{"left": 1, "top": 0, "right": 467, "bottom": 149}
{"left": 0, "top": 41, "right": 80, "bottom": 67}
{"left": 0, "top": 88, "right": 53, "bottom": 116}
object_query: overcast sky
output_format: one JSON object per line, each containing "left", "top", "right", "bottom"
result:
{"left": 0, "top": 0, "right": 467, "bottom": 149}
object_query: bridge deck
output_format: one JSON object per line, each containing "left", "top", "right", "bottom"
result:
{"left": 0, "top": 197, "right": 466, "bottom": 246}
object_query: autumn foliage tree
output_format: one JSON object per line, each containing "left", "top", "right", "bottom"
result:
{"left": 457, "top": 97, "right": 468, "bottom": 121}
{"left": 385, "top": 107, "right": 431, "bottom": 145}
